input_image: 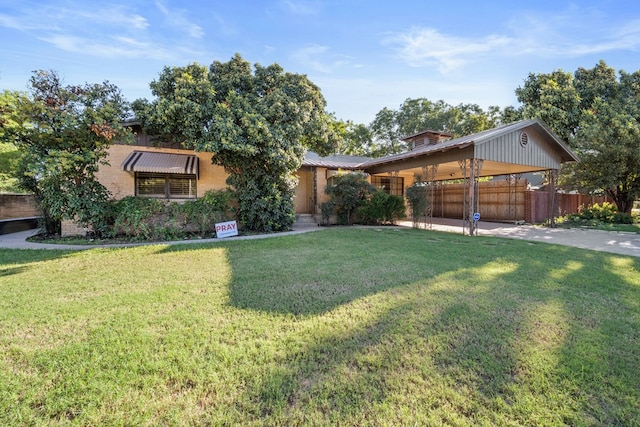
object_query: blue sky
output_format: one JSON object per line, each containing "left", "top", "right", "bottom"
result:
{"left": 1, "top": 0, "right": 639, "bottom": 124}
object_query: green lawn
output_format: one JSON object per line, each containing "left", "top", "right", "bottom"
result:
{"left": 1, "top": 228, "right": 639, "bottom": 426}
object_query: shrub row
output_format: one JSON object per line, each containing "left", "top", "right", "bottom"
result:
{"left": 562, "top": 202, "right": 634, "bottom": 225}
{"left": 92, "top": 190, "right": 235, "bottom": 240}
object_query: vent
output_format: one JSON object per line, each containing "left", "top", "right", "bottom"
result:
{"left": 520, "top": 131, "right": 529, "bottom": 147}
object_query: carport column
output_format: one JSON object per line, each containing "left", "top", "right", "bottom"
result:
{"left": 458, "top": 159, "right": 469, "bottom": 235}
{"left": 469, "top": 159, "right": 483, "bottom": 236}
{"left": 421, "top": 164, "right": 438, "bottom": 229}
{"left": 547, "top": 169, "right": 558, "bottom": 228}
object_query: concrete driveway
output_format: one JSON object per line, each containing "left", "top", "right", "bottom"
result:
{"left": 404, "top": 218, "right": 640, "bottom": 258}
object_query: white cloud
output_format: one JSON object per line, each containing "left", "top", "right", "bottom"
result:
{"left": 42, "top": 34, "right": 174, "bottom": 60}
{"left": 293, "top": 44, "right": 351, "bottom": 73}
{"left": 280, "top": 0, "right": 320, "bottom": 16}
{"left": 155, "top": 0, "right": 204, "bottom": 38}
{"left": 386, "top": 6, "right": 640, "bottom": 74}
{"left": 384, "top": 28, "right": 513, "bottom": 73}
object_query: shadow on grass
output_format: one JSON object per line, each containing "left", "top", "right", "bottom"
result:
{"left": 0, "top": 248, "right": 78, "bottom": 271}
{"left": 221, "top": 231, "right": 640, "bottom": 425}
{"left": 158, "top": 227, "right": 640, "bottom": 424}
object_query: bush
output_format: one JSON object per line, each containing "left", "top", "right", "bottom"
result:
{"left": 360, "top": 191, "right": 406, "bottom": 225}
{"left": 406, "top": 184, "right": 429, "bottom": 227}
{"left": 324, "top": 173, "right": 376, "bottom": 225}
{"left": 94, "top": 190, "right": 236, "bottom": 241}
{"left": 561, "top": 202, "right": 634, "bottom": 225}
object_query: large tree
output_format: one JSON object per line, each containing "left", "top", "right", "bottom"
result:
{"left": 2, "top": 70, "right": 132, "bottom": 234}
{"left": 369, "top": 98, "right": 501, "bottom": 157}
{"left": 0, "top": 89, "right": 25, "bottom": 193}
{"left": 133, "top": 54, "right": 338, "bottom": 232}
{"left": 516, "top": 60, "right": 640, "bottom": 213}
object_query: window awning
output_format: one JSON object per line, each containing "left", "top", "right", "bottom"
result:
{"left": 121, "top": 151, "right": 199, "bottom": 176}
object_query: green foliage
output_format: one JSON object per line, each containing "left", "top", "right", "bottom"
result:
{"left": 562, "top": 202, "right": 634, "bottom": 225}
{"left": 0, "top": 91, "right": 24, "bottom": 193}
{"left": 359, "top": 191, "right": 406, "bottom": 225}
{"left": 105, "top": 192, "right": 235, "bottom": 241}
{"left": 324, "top": 172, "right": 376, "bottom": 224}
{"left": 1, "top": 71, "right": 132, "bottom": 233}
{"left": 0, "top": 142, "right": 21, "bottom": 193}
{"left": 516, "top": 60, "right": 640, "bottom": 213}
{"left": 405, "top": 183, "right": 429, "bottom": 226}
{"left": 369, "top": 98, "right": 501, "bottom": 157}
{"left": 133, "top": 54, "right": 339, "bottom": 232}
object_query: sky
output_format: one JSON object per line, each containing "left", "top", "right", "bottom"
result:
{"left": 1, "top": 0, "right": 639, "bottom": 125}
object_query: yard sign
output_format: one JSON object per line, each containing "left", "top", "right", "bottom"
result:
{"left": 215, "top": 220, "right": 238, "bottom": 238}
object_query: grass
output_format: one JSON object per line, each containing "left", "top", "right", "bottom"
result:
{"left": 1, "top": 227, "right": 639, "bottom": 426}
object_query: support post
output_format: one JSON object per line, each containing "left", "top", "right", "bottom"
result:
{"left": 547, "top": 169, "right": 558, "bottom": 228}
{"left": 458, "top": 159, "right": 468, "bottom": 235}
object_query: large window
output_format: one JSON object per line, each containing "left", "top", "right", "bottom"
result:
{"left": 371, "top": 176, "right": 404, "bottom": 196}
{"left": 136, "top": 173, "right": 197, "bottom": 199}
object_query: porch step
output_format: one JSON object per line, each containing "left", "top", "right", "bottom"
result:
{"left": 294, "top": 214, "right": 319, "bottom": 227}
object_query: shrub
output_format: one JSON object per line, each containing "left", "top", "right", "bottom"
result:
{"left": 405, "top": 184, "right": 429, "bottom": 227}
{"left": 561, "top": 202, "right": 634, "bottom": 225}
{"left": 360, "top": 191, "right": 406, "bottom": 225}
{"left": 96, "top": 190, "right": 236, "bottom": 241}
{"left": 324, "top": 173, "right": 376, "bottom": 225}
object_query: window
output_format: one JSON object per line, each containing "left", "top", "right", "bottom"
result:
{"left": 371, "top": 176, "right": 404, "bottom": 196}
{"left": 136, "top": 173, "right": 197, "bottom": 199}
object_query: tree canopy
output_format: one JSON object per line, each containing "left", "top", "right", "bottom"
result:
{"left": 516, "top": 60, "right": 640, "bottom": 213}
{"left": 366, "top": 98, "right": 503, "bottom": 157}
{"left": 1, "top": 70, "right": 132, "bottom": 234}
{"left": 133, "top": 54, "right": 339, "bottom": 232}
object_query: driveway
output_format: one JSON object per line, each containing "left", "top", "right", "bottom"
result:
{"left": 401, "top": 219, "right": 640, "bottom": 258}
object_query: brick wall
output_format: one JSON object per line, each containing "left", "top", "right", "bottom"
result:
{"left": 0, "top": 194, "right": 41, "bottom": 220}
{"left": 97, "top": 144, "right": 230, "bottom": 199}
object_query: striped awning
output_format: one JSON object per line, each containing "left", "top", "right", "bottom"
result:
{"left": 121, "top": 151, "right": 199, "bottom": 175}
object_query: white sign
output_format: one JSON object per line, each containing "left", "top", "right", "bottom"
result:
{"left": 215, "top": 220, "right": 238, "bottom": 238}
{"left": 473, "top": 212, "right": 481, "bottom": 221}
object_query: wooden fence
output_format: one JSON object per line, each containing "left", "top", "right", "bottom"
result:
{"left": 424, "top": 180, "right": 607, "bottom": 224}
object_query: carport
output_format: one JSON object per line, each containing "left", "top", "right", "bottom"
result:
{"left": 361, "top": 119, "right": 579, "bottom": 235}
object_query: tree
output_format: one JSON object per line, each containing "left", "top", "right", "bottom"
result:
{"left": 2, "top": 70, "right": 132, "bottom": 234}
{"left": 134, "top": 54, "right": 339, "bottom": 232}
{"left": 333, "top": 119, "right": 375, "bottom": 156}
{"left": 516, "top": 60, "right": 640, "bottom": 213}
{"left": 323, "top": 172, "right": 376, "bottom": 225}
{"left": 369, "top": 98, "right": 500, "bottom": 157}
{"left": 0, "top": 90, "right": 25, "bottom": 193}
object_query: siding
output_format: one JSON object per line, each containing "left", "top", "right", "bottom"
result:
{"left": 474, "top": 127, "right": 562, "bottom": 170}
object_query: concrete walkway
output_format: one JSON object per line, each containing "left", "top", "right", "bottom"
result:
{"left": 0, "top": 224, "right": 324, "bottom": 251}
{"left": 1, "top": 220, "right": 639, "bottom": 258}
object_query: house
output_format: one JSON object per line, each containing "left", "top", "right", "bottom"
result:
{"left": 61, "top": 119, "right": 578, "bottom": 236}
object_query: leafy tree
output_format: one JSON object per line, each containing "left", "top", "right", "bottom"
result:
{"left": 516, "top": 60, "right": 640, "bottom": 213}
{"left": 369, "top": 98, "right": 500, "bottom": 157}
{"left": 0, "top": 90, "right": 25, "bottom": 193}
{"left": 333, "top": 119, "right": 375, "bottom": 156}
{"left": 134, "top": 54, "right": 339, "bottom": 232}
{"left": 1, "top": 70, "right": 132, "bottom": 234}
{"left": 323, "top": 172, "right": 376, "bottom": 225}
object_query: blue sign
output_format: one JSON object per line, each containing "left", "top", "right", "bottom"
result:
{"left": 473, "top": 212, "right": 481, "bottom": 221}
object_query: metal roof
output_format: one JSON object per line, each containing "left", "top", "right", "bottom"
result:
{"left": 362, "top": 119, "right": 578, "bottom": 169}
{"left": 302, "top": 152, "right": 370, "bottom": 169}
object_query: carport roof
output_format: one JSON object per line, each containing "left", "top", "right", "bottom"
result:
{"left": 303, "top": 119, "right": 579, "bottom": 179}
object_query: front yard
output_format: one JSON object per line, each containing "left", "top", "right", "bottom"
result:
{"left": 1, "top": 228, "right": 638, "bottom": 425}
